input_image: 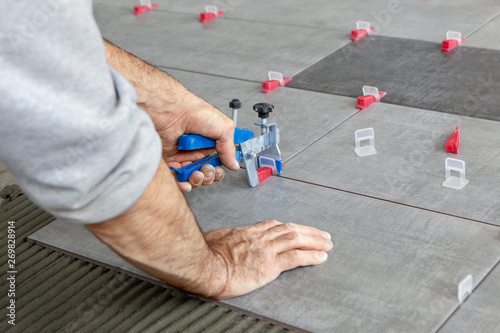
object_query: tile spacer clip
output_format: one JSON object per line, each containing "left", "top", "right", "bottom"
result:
{"left": 356, "top": 86, "right": 386, "bottom": 109}
{"left": 134, "top": 0, "right": 158, "bottom": 15}
{"left": 261, "top": 71, "right": 292, "bottom": 93}
{"left": 458, "top": 275, "right": 473, "bottom": 304}
{"left": 442, "top": 31, "right": 466, "bottom": 52}
{"left": 200, "top": 5, "right": 225, "bottom": 22}
{"left": 442, "top": 158, "right": 469, "bottom": 189}
{"left": 351, "top": 21, "right": 375, "bottom": 41}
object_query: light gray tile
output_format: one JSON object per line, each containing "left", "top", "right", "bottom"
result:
{"left": 162, "top": 69, "right": 358, "bottom": 162}
{"left": 466, "top": 14, "right": 500, "bottom": 51}
{"left": 284, "top": 103, "right": 500, "bottom": 225}
{"left": 94, "top": 0, "right": 500, "bottom": 44}
{"left": 92, "top": 0, "right": 216, "bottom": 15}
{"left": 29, "top": 174, "right": 500, "bottom": 332}
{"left": 440, "top": 263, "right": 500, "bottom": 333}
{"left": 222, "top": 0, "right": 500, "bottom": 43}
{"left": 93, "top": 3, "right": 348, "bottom": 82}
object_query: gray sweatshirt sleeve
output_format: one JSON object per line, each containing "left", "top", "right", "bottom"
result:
{"left": 0, "top": 1, "right": 162, "bottom": 224}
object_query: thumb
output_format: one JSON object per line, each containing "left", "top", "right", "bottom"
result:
{"left": 216, "top": 126, "right": 240, "bottom": 171}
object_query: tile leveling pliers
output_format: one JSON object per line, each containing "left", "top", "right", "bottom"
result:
{"left": 170, "top": 101, "right": 283, "bottom": 187}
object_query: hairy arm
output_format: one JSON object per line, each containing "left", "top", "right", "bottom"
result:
{"left": 103, "top": 39, "right": 238, "bottom": 192}
{"left": 87, "top": 159, "right": 333, "bottom": 299}
{"left": 88, "top": 40, "right": 333, "bottom": 300}
{"left": 87, "top": 160, "right": 227, "bottom": 297}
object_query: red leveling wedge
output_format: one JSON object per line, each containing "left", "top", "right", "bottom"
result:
{"left": 446, "top": 125, "right": 460, "bottom": 154}
{"left": 134, "top": 3, "right": 158, "bottom": 15}
{"left": 351, "top": 21, "right": 375, "bottom": 41}
{"left": 441, "top": 31, "right": 466, "bottom": 52}
{"left": 200, "top": 5, "right": 224, "bottom": 22}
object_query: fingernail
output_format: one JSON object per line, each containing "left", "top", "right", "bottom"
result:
{"left": 185, "top": 184, "right": 192, "bottom": 192}
{"left": 322, "top": 231, "right": 331, "bottom": 240}
{"left": 204, "top": 170, "right": 214, "bottom": 179}
{"left": 319, "top": 252, "right": 328, "bottom": 260}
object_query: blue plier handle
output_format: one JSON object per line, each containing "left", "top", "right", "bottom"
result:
{"left": 170, "top": 128, "right": 254, "bottom": 182}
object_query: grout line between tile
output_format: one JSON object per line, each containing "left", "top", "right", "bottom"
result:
{"left": 158, "top": 66, "right": 259, "bottom": 84}
{"left": 284, "top": 111, "right": 359, "bottom": 163}
{"left": 279, "top": 176, "right": 500, "bottom": 229}
{"left": 464, "top": 12, "right": 500, "bottom": 39}
{"left": 435, "top": 259, "right": 500, "bottom": 333}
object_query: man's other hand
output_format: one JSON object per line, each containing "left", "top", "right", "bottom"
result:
{"left": 205, "top": 220, "right": 333, "bottom": 300}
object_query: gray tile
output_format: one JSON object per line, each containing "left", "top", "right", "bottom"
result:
{"left": 93, "top": 3, "right": 348, "bottom": 82}
{"left": 92, "top": 0, "right": 220, "bottom": 15}
{"left": 29, "top": 174, "right": 500, "bottom": 332}
{"left": 284, "top": 103, "right": 500, "bottom": 225}
{"left": 289, "top": 35, "right": 500, "bottom": 121}
{"left": 440, "top": 263, "right": 500, "bottom": 333}
{"left": 94, "top": 0, "right": 500, "bottom": 43}
{"left": 222, "top": 0, "right": 500, "bottom": 43}
{"left": 467, "top": 14, "right": 500, "bottom": 51}
{"left": 163, "top": 69, "right": 358, "bottom": 162}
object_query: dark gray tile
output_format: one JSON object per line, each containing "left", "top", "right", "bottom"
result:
{"left": 284, "top": 103, "right": 500, "bottom": 225}
{"left": 29, "top": 174, "right": 500, "bottom": 332}
{"left": 289, "top": 35, "right": 500, "bottom": 121}
{"left": 440, "top": 263, "right": 500, "bottom": 333}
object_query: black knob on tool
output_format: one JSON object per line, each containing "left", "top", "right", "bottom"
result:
{"left": 229, "top": 99, "right": 242, "bottom": 109}
{"left": 253, "top": 103, "right": 274, "bottom": 119}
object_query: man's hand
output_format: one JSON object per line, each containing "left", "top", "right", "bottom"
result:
{"left": 103, "top": 40, "right": 239, "bottom": 192}
{"left": 87, "top": 161, "right": 333, "bottom": 299}
{"left": 206, "top": 220, "right": 333, "bottom": 300}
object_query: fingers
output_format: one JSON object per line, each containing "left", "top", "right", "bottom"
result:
{"left": 188, "top": 164, "right": 225, "bottom": 189}
{"left": 166, "top": 148, "right": 216, "bottom": 165}
{"left": 276, "top": 250, "right": 329, "bottom": 272}
{"left": 250, "top": 219, "right": 284, "bottom": 231}
{"left": 214, "top": 166, "right": 225, "bottom": 182}
{"left": 271, "top": 232, "right": 333, "bottom": 253}
{"left": 177, "top": 182, "right": 192, "bottom": 192}
{"left": 263, "top": 222, "right": 331, "bottom": 240}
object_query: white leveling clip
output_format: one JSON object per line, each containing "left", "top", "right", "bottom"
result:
{"left": 354, "top": 128, "right": 377, "bottom": 157}
{"left": 442, "top": 158, "right": 469, "bottom": 189}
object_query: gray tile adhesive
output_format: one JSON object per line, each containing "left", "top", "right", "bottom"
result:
{"left": 0, "top": 186, "right": 294, "bottom": 333}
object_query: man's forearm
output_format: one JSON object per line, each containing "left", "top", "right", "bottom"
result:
{"left": 103, "top": 39, "right": 187, "bottom": 111}
{"left": 86, "top": 160, "right": 227, "bottom": 297}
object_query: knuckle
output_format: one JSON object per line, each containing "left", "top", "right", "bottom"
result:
{"left": 287, "top": 231, "right": 300, "bottom": 241}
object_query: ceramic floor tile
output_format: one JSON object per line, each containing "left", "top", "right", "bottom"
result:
{"left": 466, "top": 14, "right": 500, "bottom": 51}
{"left": 95, "top": 0, "right": 500, "bottom": 44}
{"left": 92, "top": 0, "right": 226, "bottom": 15}
{"left": 284, "top": 103, "right": 500, "bottom": 225}
{"left": 440, "top": 262, "right": 500, "bottom": 333}
{"left": 162, "top": 69, "right": 358, "bottom": 162}
{"left": 289, "top": 35, "right": 500, "bottom": 121}
{"left": 221, "top": 0, "right": 500, "bottom": 43}
{"left": 29, "top": 174, "right": 500, "bottom": 332}
{"left": 93, "top": 3, "right": 348, "bottom": 82}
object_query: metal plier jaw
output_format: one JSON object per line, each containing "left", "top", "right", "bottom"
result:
{"left": 170, "top": 101, "right": 283, "bottom": 187}
{"left": 240, "top": 121, "right": 283, "bottom": 187}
